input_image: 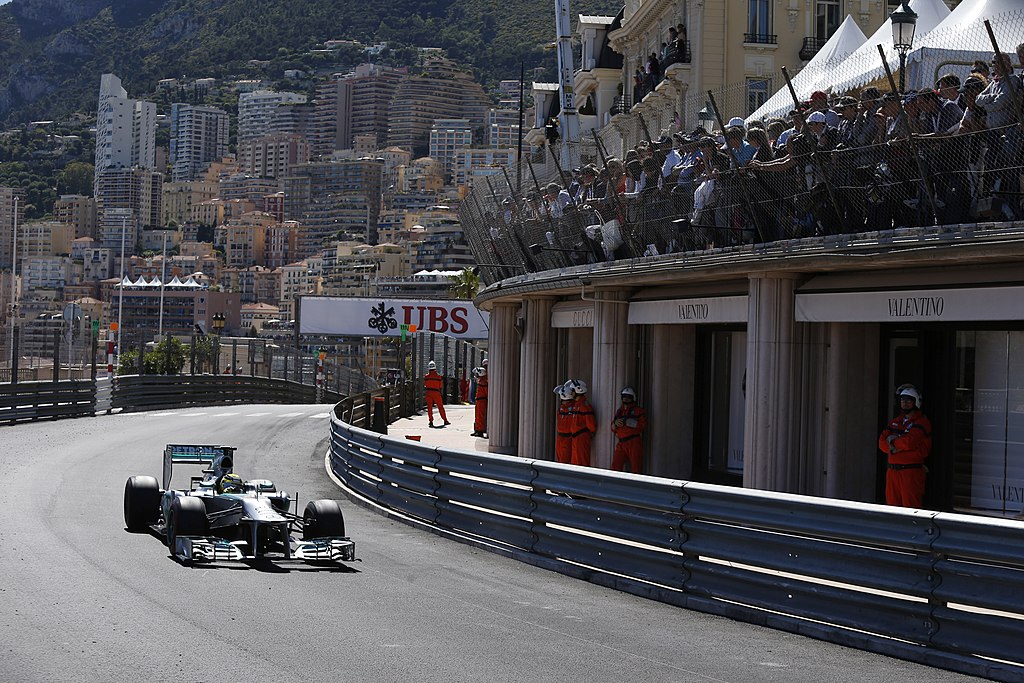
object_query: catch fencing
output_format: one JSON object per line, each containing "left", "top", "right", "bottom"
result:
{"left": 461, "top": 13, "right": 1024, "bottom": 288}
{"left": 329, "top": 410, "right": 1024, "bottom": 682}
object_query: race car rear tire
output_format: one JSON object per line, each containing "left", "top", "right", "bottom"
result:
{"left": 167, "top": 496, "right": 208, "bottom": 550}
{"left": 124, "top": 476, "right": 161, "bottom": 531}
{"left": 303, "top": 500, "right": 345, "bottom": 540}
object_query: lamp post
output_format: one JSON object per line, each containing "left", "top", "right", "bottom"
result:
{"left": 211, "top": 312, "right": 225, "bottom": 374}
{"left": 115, "top": 214, "right": 127, "bottom": 371}
{"left": 697, "top": 103, "right": 716, "bottom": 133}
{"left": 890, "top": 1, "right": 918, "bottom": 93}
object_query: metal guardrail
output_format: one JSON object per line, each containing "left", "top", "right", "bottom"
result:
{"left": 334, "top": 381, "right": 416, "bottom": 430}
{"left": 0, "top": 379, "right": 96, "bottom": 425}
{"left": 112, "top": 375, "right": 343, "bottom": 412}
{"left": 328, "top": 409, "right": 1024, "bottom": 682}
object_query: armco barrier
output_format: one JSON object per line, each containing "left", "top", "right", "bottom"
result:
{"left": 112, "top": 375, "right": 342, "bottom": 411}
{"left": 329, "top": 412, "right": 1024, "bottom": 682}
{"left": 0, "top": 379, "right": 96, "bottom": 425}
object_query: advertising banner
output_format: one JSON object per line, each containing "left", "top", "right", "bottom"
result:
{"left": 299, "top": 296, "right": 489, "bottom": 340}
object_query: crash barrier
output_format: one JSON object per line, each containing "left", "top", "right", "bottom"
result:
{"left": 112, "top": 374, "right": 343, "bottom": 412}
{"left": 0, "top": 379, "right": 96, "bottom": 425}
{"left": 335, "top": 381, "right": 416, "bottom": 431}
{"left": 328, "top": 415, "right": 1024, "bottom": 682}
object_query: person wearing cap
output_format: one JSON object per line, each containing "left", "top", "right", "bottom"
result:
{"left": 424, "top": 360, "right": 450, "bottom": 428}
{"left": 471, "top": 360, "right": 488, "bottom": 437}
{"left": 808, "top": 90, "right": 839, "bottom": 128}
{"left": 569, "top": 380, "right": 596, "bottom": 467}
{"left": 554, "top": 384, "right": 575, "bottom": 464}
{"left": 611, "top": 387, "right": 647, "bottom": 474}
{"left": 976, "top": 52, "right": 1021, "bottom": 217}
{"left": 878, "top": 384, "right": 933, "bottom": 507}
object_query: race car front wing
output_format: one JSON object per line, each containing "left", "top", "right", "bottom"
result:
{"left": 173, "top": 536, "right": 356, "bottom": 563}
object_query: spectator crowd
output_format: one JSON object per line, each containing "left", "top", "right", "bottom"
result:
{"left": 469, "top": 48, "right": 1024, "bottom": 277}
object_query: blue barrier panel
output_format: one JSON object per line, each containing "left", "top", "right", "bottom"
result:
{"left": 433, "top": 472, "right": 535, "bottom": 520}
{"left": 682, "top": 518, "right": 934, "bottom": 598}
{"left": 533, "top": 462, "right": 686, "bottom": 511}
{"left": 434, "top": 448, "right": 537, "bottom": 487}
{"left": 377, "top": 483, "right": 439, "bottom": 523}
{"left": 531, "top": 523, "right": 686, "bottom": 588}
{"left": 932, "top": 512, "right": 1024, "bottom": 569}
{"left": 433, "top": 499, "right": 535, "bottom": 549}
{"left": 531, "top": 493, "right": 683, "bottom": 550}
{"left": 932, "top": 557, "right": 1024, "bottom": 615}
{"left": 377, "top": 457, "right": 440, "bottom": 498}
{"left": 379, "top": 436, "right": 442, "bottom": 469}
{"left": 929, "top": 606, "right": 1024, "bottom": 667}
{"left": 684, "top": 558, "right": 935, "bottom": 644}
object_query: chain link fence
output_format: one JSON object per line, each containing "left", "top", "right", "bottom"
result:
{"left": 461, "top": 14, "right": 1024, "bottom": 287}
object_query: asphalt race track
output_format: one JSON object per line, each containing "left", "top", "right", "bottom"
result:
{"left": 0, "top": 406, "right": 984, "bottom": 682}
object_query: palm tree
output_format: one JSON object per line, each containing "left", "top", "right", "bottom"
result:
{"left": 447, "top": 268, "right": 479, "bottom": 300}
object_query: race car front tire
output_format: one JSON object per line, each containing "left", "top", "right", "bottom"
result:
{"left": 303, "top": 499, "right": 346, "bottom": 540}
{"left": 124, "top": 476, "right": 161, "bottom": 531}
{"left": 167, "top": 496, "right": 209, "bottom": 550}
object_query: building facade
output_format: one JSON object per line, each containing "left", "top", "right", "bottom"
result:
{"left": 169, "top": 104, "right": 230, "bottom": 182}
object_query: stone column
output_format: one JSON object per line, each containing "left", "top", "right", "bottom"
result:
{"left": 648, "top": 324, "right": 695, "bottom": 479}
{"left": 591, "top": 289, "right": 635, "bottom": 469}
{"left": 517, "top": 297, "right": 558, "bottom": 460}
{"left": 743, "top": 273, "right": 800, "bottom": 492}
{"left": 487, "top": 302, "right": 521, "bottom": 456}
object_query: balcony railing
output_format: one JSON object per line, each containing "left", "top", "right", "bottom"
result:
{"left": 743, "top": 33, "right": 777, "bottom": 45}
{"left": 799, "top": 37, "right": 829, "bottom": 61}
{"left": 663, "top": 40, "right": 692, "bottom": 68}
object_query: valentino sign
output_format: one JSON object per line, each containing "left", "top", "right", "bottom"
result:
{"left": 795, "top": 287, "right": 1024, "bottom": 322}
{"left": 299, "top": 296, "right": 489, "bottom": 340}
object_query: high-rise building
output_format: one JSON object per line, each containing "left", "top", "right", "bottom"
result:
{"left": 53, "top": 195, "right": 97, "bottom": 240}
{"left": 348, "top": 64, "right": 407, "bottom": 151}
{"left": 94, "top": 74, "right": 157, "bottom": 175}
{"left": 169, "top": 104, "right": 230, "bottom": 182}
{"left": 387, "top": 57, "right": 491, "bottom": 157}
{"left": 487, "top": 109, "right": 521, "bottom": 149}
{"left": 428, "top": 119, "right": 474, "bottom": 180}
{"left": 237, "top": 90, "right": 307, "bottom": 143}
{"left": 312, "top": 76, "right": 353, "bottom": 158}
{"left": 94, "top": 169, "right": 163, "bottom": 251}
{"left": 237, "top": 133, "right": 309, "bottom": 179}
{"left": 0, "top": 187, "right": 27, "bottom": 270}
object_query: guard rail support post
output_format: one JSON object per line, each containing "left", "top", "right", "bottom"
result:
{"left": 90, "top": 325, "right": 97, "bottom": 381}
{"left": 231, "top": 340, "right": 238, "bottom": 376}
{"left": 371, "top": 395, "right": 387, "bottom": 434}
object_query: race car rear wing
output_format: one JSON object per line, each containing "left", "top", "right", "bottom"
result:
{"left": 162, "top": 444, "right": 236, "bottom": 490}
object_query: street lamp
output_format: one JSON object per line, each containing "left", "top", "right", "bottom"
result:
{"left": 890, "top": 1, "right": 918, "bottom": 93}
{"left": 697, "top": 103, "right": 716, "bottom": 133}
{"left": 211, "top": 313, "right": 225, "bottom": 374}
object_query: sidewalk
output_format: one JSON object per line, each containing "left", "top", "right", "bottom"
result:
{"left": 385, "top": 402, "right": 490, "bottom": 453}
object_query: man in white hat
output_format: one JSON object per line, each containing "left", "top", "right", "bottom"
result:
{"left": 878, "top": 384, "right": 932, "bottom": 507}
{"left": 611, "top": 387, "right": 648, "bottom": 474}
{"left": 424, "top": 360, "right": 450, "bottom": 428}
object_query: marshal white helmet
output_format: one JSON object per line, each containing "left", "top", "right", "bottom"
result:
{"left": 427, "top": 360, "right": 436, "bottom": 370}
{"left": 896, "top": 384, "right": 922, "bottom": 409}
{"left": 621, "top": 386, "right": 636, "bottom": 399}
{"left": 572, "top": 379, "right": 588, "bottom": 395}
{"left": 558, "top": 386, "right": 574, "bottom": 401}
{"left": 562, "top": 380, "right": 576, "bottom": 396}
{"left": 482, "top": 358, "right": 488, "bottom": 366}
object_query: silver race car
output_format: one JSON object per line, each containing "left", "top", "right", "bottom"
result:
{"left": 124, "top": 444, "right": 355, "bottom": 564}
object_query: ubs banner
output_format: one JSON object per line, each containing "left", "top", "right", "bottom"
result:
{"left": 299, "top": 296, "right": 489, "bottom": 340}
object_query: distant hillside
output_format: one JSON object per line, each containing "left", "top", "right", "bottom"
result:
{"left": 0, "top": 0, "right": 621, "bottom": 125}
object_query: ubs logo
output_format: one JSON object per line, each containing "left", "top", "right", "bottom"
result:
{"left": 368, "top": 301, "right": 397, "bottom": 333}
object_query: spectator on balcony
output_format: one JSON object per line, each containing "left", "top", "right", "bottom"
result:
{"left": 808, "top": 91, "right": 839, "bottom": 128}
{"left": 775, "top": 109, "right": 805, "bottom": 152}
{"left": 647, "top": 52, "right": 661, "bottom": 88}
{"left": 976, "top": 52, "right": 1020, "bottom": 216}
{"left": 724, "top": 126, "right": 756, "bottom": 167}
{"left": 971, "top": 59, "right": 990, "bottom": 81}
{"left": 746, "top": 126, "right": 775, "bottom": 163}
{"left": 633, "top": 68, "right": 645, "bottom": 104}
{"left": 572, "top": 165, "right": 600, "bottom": 204}
{"left": 936, "top": 73, "right": 963, "bottom": 113}
{"left": 544, "top": 182, "right": 574, "bottom": 219}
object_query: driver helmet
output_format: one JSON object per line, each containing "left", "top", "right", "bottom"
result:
{"left": 218, "top": 473, "right": 244, "bottom": 494}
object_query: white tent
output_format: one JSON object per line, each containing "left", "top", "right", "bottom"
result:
{"left": 808, "top": 0, "right": 951, "bottom": 97}
{"left": 748, "top": 15, "right": 867, "bottom": 122}
{"left": 907, "top": 0, "right": 1024, "bottom": 89}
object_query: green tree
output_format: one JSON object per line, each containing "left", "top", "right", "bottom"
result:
{"left": 59, "top": 162, "right": 94, "bottom": 196}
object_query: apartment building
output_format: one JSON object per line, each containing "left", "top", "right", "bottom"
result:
{"left": 19, "top": 220, "right": 73, "bottom": 259}
{"left": 222, "top": 212, "right": 276, "bottom": 268}
{"left": 455, "top": 148, "right": 517, "bottom": 189}
{"left": 487, "top": 109, "right": 521, "bottom": 149}
{"left": 280, "top": 157, "right": 383, "bottom": 243}
{"left": 313, "top": 76, "right": 353, "bottom": 158}
{"left": 162, "top": 180, "right": 219, "bottom": 226}
{"left": 94, "top": 169, "right": 162, "bottom": 251}
{"left": 169, "top": 104, "right": 230, "bottom": 182}
{"left": 347, "top": 64, "right": 407, "bottom": 151}
{"left": 0, "top": 187, "right": 26, "bottom": 270}
{"left": 237, "top": 90, "right": 307, "bottom": 143}
{"left": 53, "top": 195, "right": 97, "bottom": 240}
{"left": 387, "top": 57, "right": 491, "bottom": 157}
{"left": 279, "top": 259, "right": 322, "bottom": 320}
{"left": 429, "top": 119, "right": 474, "bottom": 180}
{"left": 94, "top": 74, "right": 157, "bottom": 177}
{"left": 237, "top": 133, "right": 310, "bottom": 179}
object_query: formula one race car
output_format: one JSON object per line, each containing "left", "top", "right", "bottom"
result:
{"left": 123, "top": 444, "right": 355, "bottom": 564}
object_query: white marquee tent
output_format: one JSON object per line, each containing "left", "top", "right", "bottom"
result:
{"left": 748, "top": 14, "right": 867, "bottom": 122}
{"left": 906, "top": 0, "right": 1024, "bottom": 89}
{"left": 801, "top": 0, "right": 951, "bottom": 98}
